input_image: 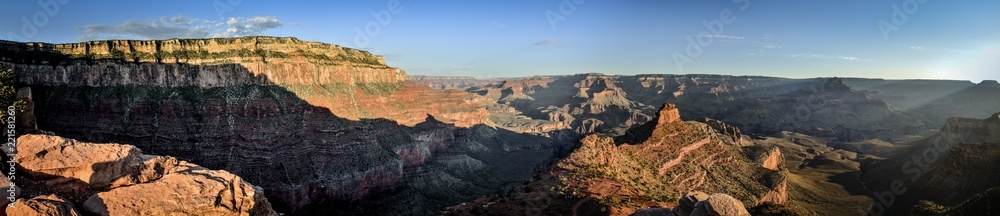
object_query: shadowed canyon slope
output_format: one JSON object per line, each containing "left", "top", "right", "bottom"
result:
{"left": 1, "top": 37, "right": 575, "bottom": 215}
{"left": 863, "top": 112, "right": 1000, "bottom": 215}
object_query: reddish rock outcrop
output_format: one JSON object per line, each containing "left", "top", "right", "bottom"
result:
{"left": 757, "top": 147, "right": 784, "bottom": 171}
{"left": 5, "top": 195, "right": 81, "bottom": 216}
{"left": 12, "top": 134, "right": 277, "bottom": 216}
{"left": 84, "top": 162, "right": 274, "bottom": 216}
{"left": 658, "top": 103, "right": 681, "bottom": 125}
{"left": 15, "top": 135, "right": 145, "bottom": 189}
{"left": 445, "top": 103, "right": 790, "bottom": 216}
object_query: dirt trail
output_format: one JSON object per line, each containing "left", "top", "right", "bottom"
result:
{"left": 658, "top": 138, "right": 711, "bottom": 175}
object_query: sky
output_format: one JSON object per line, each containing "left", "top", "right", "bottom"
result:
{"left": 2, "top": 0, "right": 998, "bottom": 82}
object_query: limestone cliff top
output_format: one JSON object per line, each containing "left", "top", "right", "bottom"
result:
{"left": 0, "top": 36, "right": 389, "bottom": 67}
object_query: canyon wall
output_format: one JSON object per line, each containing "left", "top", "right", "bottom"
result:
{"left": 0, "top": 37, "right": 567, "bottom": 215}
{"left": 1, "top": 36, "right": 405, "bottom": 87}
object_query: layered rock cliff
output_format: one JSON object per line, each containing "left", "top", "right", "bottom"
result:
{"left": 2, "top": 37, "right": 567, "bottom": 215}
{"left": 469, "top": 73, "right": 652, "bottom": 134}
{"left": 0, "top": 36, "right": 405, "bottom": 87}
{"left": 409, "top": 75, "right": 506, "bottom": 90}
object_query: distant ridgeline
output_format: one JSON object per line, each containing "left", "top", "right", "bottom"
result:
{"left": 0, "top": 36, "right": 406, "bottom": 87}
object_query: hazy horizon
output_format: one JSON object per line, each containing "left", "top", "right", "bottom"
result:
{"left": 3, "top": 0, "right": 997, "bottom": 82}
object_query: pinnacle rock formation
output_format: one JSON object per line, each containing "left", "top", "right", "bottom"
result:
{"left": 657, "top": 103, "right": 681, "bottom": 125}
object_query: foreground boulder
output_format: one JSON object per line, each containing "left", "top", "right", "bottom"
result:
{"left": 14, "top": 135, "right": 144, "bottom": 189}
{"left": 83, "top": 162, "right": 274, "bottom": 216}
{"left": 689, "top": 194, "right": 751, "bottom": 216}
{"left": 10, "top": 134, "right": 277, "bottom": 216}
{"left": 5, "top": 195, "right": 81, "bottom": 216}
{"left": 630, "top": 192, "right": 751, "bottom": 216}
{"left": 673, "top": 191, "right": 709, "bottom": 216}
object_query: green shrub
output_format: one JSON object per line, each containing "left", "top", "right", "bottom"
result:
{"left": 0, "top": 67, "right": 25, "bottom": 125}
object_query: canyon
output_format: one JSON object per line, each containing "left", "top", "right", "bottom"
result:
{"left": 1, "top": 36, "right": 998, "bottom": 215}
{"left": 1, "top": 37, "right": 573, "bottom": 215}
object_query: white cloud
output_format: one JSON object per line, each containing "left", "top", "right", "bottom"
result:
{"left": 688, "top": 34, "right": 745, "bottom": 40}
{"left": 490, "top": 21, "right": 508, "bottom": 30}
{"left": 909, "top": 46, "right": 924, "bottom": 50}
{"left": 532, "top": 39, "right": 563, "bottom": 47}
{"left": 77, "top": 15, "right": 283, "bottom": 40}
{"left": 761, "top": 44, "right": 783, "bottom": 49}
{"left": 785, "top": 53, "right": 863, "bottom": 61}
{"left": 213, "top": 16, "right": 283, "bottom": 37}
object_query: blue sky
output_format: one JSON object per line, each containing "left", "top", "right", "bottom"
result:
{"left": 2, "top": 0, "right": 997, "bottom": 82}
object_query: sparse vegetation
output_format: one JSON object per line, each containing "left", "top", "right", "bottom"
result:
{"left": 358, "top": 82, "right": 403, "bottom": 96}
{"left": 0, "top": 67, "right": 25, "bottom": 125}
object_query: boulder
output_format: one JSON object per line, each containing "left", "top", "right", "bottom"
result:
{"left": 0, "top": 173, "right": 15, "bottom": 216}
{"left": 689, "top": 193, "right": 750, "bottom": 216}
{"left": 14, "top": 135, "right": 144, "bottom": 189}
{"left": 673, "top": 191, "right": 709, "bottom": 216}
{"left": 13, "top": 134, "right": 277, "bottom": 216}
{"left": 84, "top": 163, "right": 276, "bottom": 216}
{"left": 5, "top": 195, "right": 81, "bottom": 216}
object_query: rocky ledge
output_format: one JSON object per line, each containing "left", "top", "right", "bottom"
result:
{"left": 5, "top": 134, "right": 276, "bottom": 216}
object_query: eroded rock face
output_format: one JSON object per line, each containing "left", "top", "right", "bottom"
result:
{"left": 5, "top": 195, "right": 81, "bottom": 216}
{"left": 12, "top": 134, "right": 277, "bottom": 216}
{"left": 409, "top": 75, "right": 504, "bottom": 90}
{"left": 4, "top": 36, "right": 566, "bottom": 215}
{"left": 658, "top": 103, "right": 681, "bottom": 125}
{"left": 444, "top": 104, "right": 790, "bottom": 216}
{"left": 1, "top": 36, "right": 405, "bottom": 88}
{"left": 469, "top": 73, "right": 651, "bottom": 134}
